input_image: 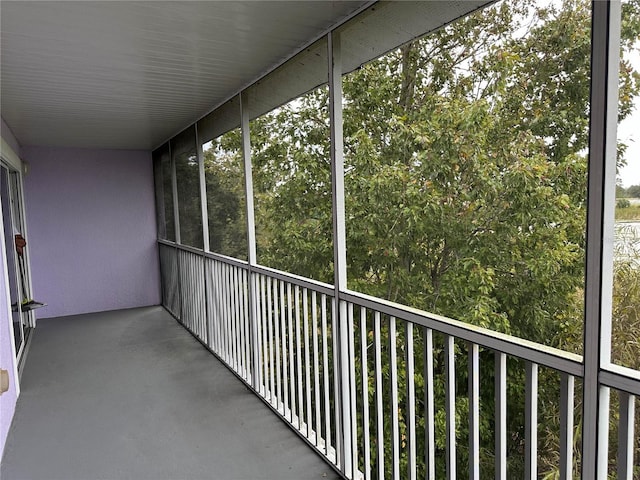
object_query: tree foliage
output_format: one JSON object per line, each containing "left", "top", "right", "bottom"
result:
{"left": 197, "top": 0, "right": 640, "bottom": 477}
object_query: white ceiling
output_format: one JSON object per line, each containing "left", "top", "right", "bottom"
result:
{"left": 0, "top": 1, "right": 368, "bottom": 150}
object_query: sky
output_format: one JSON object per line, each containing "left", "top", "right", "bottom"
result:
{"left": 617, "top": 42, "right": 640, "bottom": 188}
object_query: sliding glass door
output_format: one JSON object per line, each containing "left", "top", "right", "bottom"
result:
{"left": 1, "top": 163, "right": 34, "bottom": 369}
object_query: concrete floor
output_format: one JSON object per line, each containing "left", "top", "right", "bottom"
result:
{"left": 1, "top": 306, "right": 340, "bottom": 480}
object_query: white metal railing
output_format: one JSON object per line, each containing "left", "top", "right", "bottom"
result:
{"left": 158, "top": 240, "right": 640, "bottom": 479}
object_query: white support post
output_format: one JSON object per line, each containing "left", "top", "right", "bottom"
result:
{"left": 170, "top": 141, "right": 181, "bottom": 246}
{"left": 196, "top": 124, "right": 210, "bottom": 254}
{"left": 241, "top": 92, "right": 260, "bottom": 391}
{"left": 329, "top": 30, "right": 351, "bottom": 477}
{"left": 169, "top": 141, "right": 183, "bottom": 321}
{"left": 195, "top": 124, "right": 211, "bottom": 345}
{"left": 582, "top": 2, "right": 621, "bottom": 479}
{"left": 241, "top": 93, "right": 257, "bottom": 267}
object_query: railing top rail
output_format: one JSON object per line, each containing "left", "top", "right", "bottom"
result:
{"left": 203, "top": 250, "right": 249, "bottom": 269}
{"left": 158, "top": 239, "right": 177, "bottom": 248}
{"left": 251, "top": 264, "right": 335, "bottom": 296}
{"left": 341, "top": 290, "right": 585, "bottom": 377}
{"left": 159, "top": 240, "right": 250, "bottom": 269}
{"left": 158, "top": 240, "right": 334, "bottom": 294}
{"left": 600, "top": 364, "right": 640, "bottom": 396}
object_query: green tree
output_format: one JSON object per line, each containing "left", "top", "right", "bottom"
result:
{"left": 224, "top": 0, "right": 640, "bottom": 477}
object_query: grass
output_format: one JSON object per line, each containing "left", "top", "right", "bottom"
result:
{"left": 616, "top": 205, "right": 640, "bottom": 221}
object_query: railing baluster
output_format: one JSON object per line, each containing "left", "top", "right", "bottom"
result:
{"left": 374, "top": 311, "right": 384, "bottom": 480}
{"left": 183, "top": 252, "right": 189, "bottom": 329}
{"left": 246, "top": 271, "right": 252, "bottom": 380}
{"left": 203, "top": 258, "right": 208, "bottom": 345}
{"left": 296, "top": 285, "right": 304, "bottom": 428}
{"left": 321, "top": 293, "right": 331, "bottom": 456}
{"left": 444, "top": 334, "right": 456, "bottom": 480}
{"left": 244, "top": 269, "right": 251, "bottom": 379}
{"left": 226, "top": 263, "right": 232, "bottom": 363}
{"left": 240, "top": 269, "right": 249, "bottom": 379}
{"left": 196, "top": 257, "right": 201, "bottom": 337}
{"left": 617, "top": 392, "right": 636, "bottom": 480}
{"left": 468, "top": 342, "right": 480, "bottom": 480}
{"left": 225, "top": 264, "right": 233, "bottom": 364}
{"left": 221, "top": 263, "right": 228, "bottom": 362}
{"left": 304, "top": 288, "right": 312, "bottom": 437}
{"left": 338, "top": 299, "right": 352, "bottom": 478}
{"left": 390, "top": 316, "right": 400, "bottom": 480}
{"left": 182, "top": 252, "right": 188, "bottom": 329}
{"left": 260, "top": 275, "right": 269, "bottom": 397}
{"left": 198, "top": 257, "right": 203, "bottom": 339}
{"left": 406, "top": 321, "right": 416, "bottom": 480}
{"left": 495, "top": 352, "right": 507, "bottom": 480}
{"left": 267, "top": 276, "right": 275, "bottom": 405}
{"left": 424, "top": 327, "right": 435, "bottom": 480}
{"left": 204, "top": 260, "right": 213, "bottom": 351}
{"left": 213, "top": 260, "right": 220, "bottom": 356}
{"left": 191, "top": 255, "right": 195, "bottom": 333}
{"left": 231, "top": 265, "right": 239, "bottom": 371}
{"left": 180, "top": 252, "right": 186, "bottom": 328}
{"left": 559, "top": 373, "right": 575, "bottom": 480}
{"left": 216, "top": 261, "right": 223, "bottom": 358}
{"left": 197, "top": 257, "right": 202, "bottom": 339}
{"left": 190, "top": 254, "right": 194, "bottom": 332}
{"left": 249, "top": 270, "right": 259, "bottom": 390}
{"left": 280, "top": 280, "right": 288, "bottom": 415}
{"left": 332, "top": 297, "right": 343, "bottom": 470}
{"left": 288, "top": 282, "right": 296, "bottom": 424}
{"left": 211, "top": 261, "right": 219, "bottom": 356}
{"left": 194, "top": 257, "right": 199, "bottom": 337}
{"left": 524, "top": 361, "right": 538, "bottom": 480}
{"left": 222, "top": 263, "right": 228, "bottom": 360}
{"left": 274, "top": 277, "right": 282, "bottom": 411}
{"left": 197, "top": 257, "right": 201, "bottom": 336}
{"left": 361, "top": 307, "right": 371, "bottom": 480}
{"left": 347, "top": 302, "right": 357, "bottom": 476}
{"left": 187, "top": 256, "right": 193, "bottom": 332}
{"left": 235, "top": 267, "right": 242, "bottom": 373}
{"left": 313, "top": 291, "right": 321, "bottom": 446}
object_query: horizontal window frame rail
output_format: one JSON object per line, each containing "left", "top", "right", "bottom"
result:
{"left": 340, "top": 290, "right": 585, "bottom": 378}
{"left": 159, "top": 240, "right": 335, "bottom": 295}
{"left": 599, "top": 364, "right": 640, "bottom": 396}
{"left": 251, "top": 264, "right": 334, "bottom": 297}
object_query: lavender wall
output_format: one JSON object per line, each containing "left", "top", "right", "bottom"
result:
{"left": 22, "top": 147, "right": 160, "bottom": 319}
{"left": 0, "top": 116, "right": 20, "bottom": 461}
